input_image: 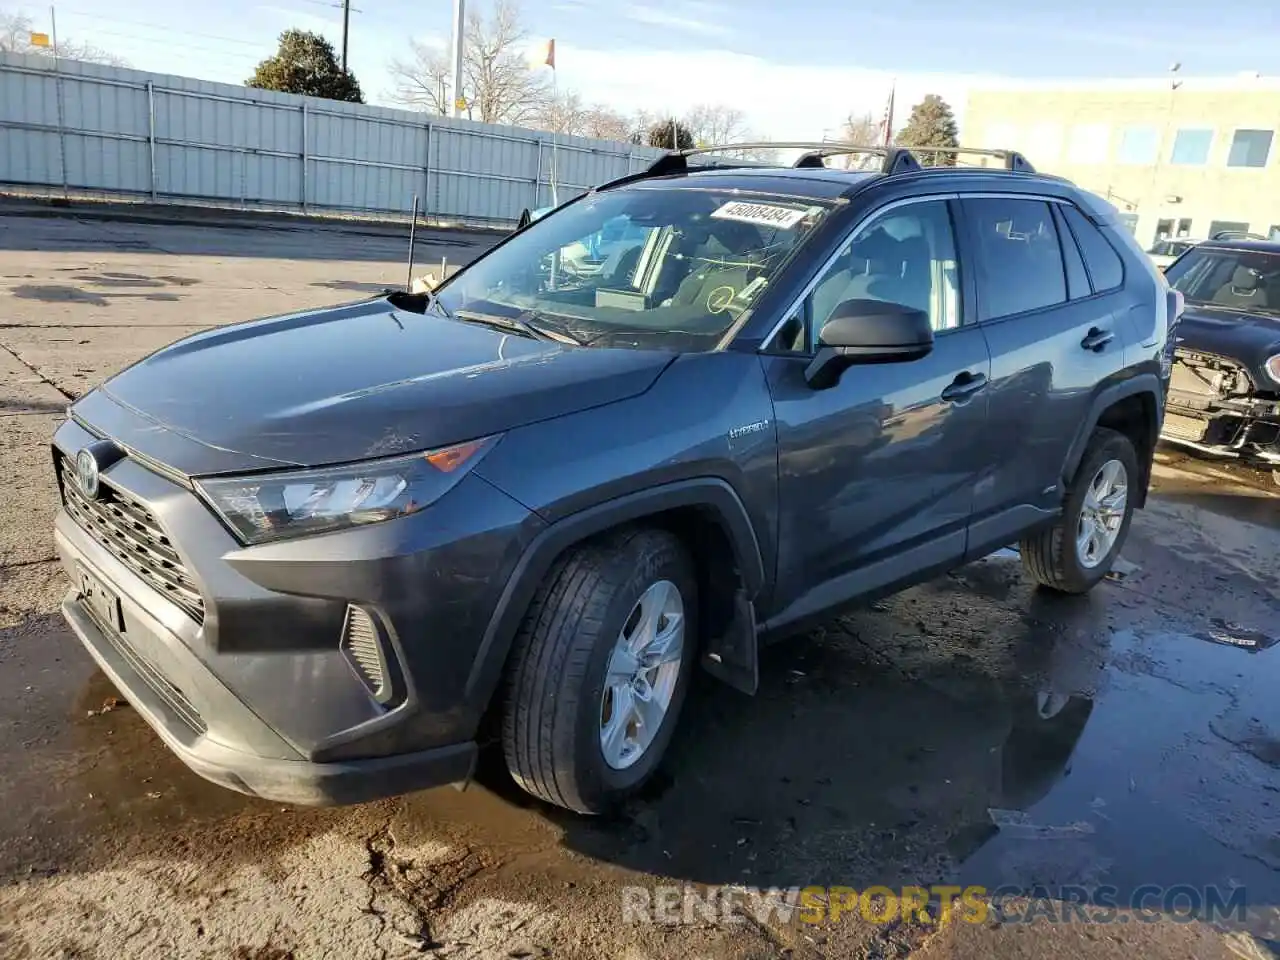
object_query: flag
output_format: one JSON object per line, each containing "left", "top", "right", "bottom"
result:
{"left": 530, "top": 38, "right": 556, "bottom": 70}
{"left": 881, "top": 80, "right": 896, "bottom": 146}
{"left": 29, "top": 31, "right": 51, "bottom": 48}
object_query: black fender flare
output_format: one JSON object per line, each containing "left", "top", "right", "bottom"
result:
{"left": 463, "top": 477, "right": 766, "bottom": 708}
{"left": 1061, "top": 372, "right": 1164, "bottom": 503}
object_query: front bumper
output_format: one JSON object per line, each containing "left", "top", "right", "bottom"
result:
{"left": 61, "top": 590, "right": 476, "bottom": 804}
{"left": 1162, "top": 394, "right": 1280, "bottom": 465}
{"left": 53, "top": 415, "right": 544, "bottom": 805}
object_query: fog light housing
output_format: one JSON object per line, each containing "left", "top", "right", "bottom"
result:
{"left": 341, "top": 605, "right": 394, "bottom": 704}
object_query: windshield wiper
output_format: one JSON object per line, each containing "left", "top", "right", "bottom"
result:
{"left": 516, "top": 310, "right": 587, "bottom": 345}
{"left": 452, "top": 308, "right": 586, "bottom": 345}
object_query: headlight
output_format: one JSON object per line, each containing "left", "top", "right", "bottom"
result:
{"left": 1266, "top": 354, "right": 1280, "bottom": 385}
{"left": 195, "top": 436, "right": 499, "bottom": 545}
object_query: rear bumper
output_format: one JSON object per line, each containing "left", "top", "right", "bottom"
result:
{"left": 61, "top": 585, "right": 478, "bottom": 806}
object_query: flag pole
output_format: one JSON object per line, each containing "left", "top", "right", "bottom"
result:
{"left": 883, "top": 78, "right": 896, "bottom": 147}
{"left": 550, "top": 65, "right": 559, "bottom": 207}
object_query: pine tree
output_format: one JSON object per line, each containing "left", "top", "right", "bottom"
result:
{"left": 646, "top": 119, "right": 695, "bottom": 151}
{"left": 247, "top": 30, "right": 363, "bottom": 103}
{"left": 895, "top": 94, "right": 959, "bottom": 167}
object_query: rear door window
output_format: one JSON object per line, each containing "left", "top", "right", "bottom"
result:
{"left": 1061, "top": 204, "right": 1124, "bottom": 292}
{"left": 1052, "top": 205, "right": 1092, "bottom": 299}
{"left": 964, "top": 198, "right": 1067, "bottom": 320}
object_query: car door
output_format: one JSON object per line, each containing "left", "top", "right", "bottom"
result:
{"left": 958, "top": 195, "right": 1129, "bottom": 557}
{"left": 761, "top": 197, "right": 993, "bottom": 628}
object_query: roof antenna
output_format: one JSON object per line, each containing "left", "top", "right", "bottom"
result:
{"left": 405, "top": 193, "right": 419, "bottom": 291}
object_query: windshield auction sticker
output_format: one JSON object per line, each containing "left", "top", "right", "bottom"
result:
{"left": 711, "top": 200, "right": 809, "bottom": 229}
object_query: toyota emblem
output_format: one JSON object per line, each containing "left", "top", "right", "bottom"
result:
{"left": 75, "top": 448, "right": 100, "bottom": 500}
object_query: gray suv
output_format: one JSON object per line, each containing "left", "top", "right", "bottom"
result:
{"left": 51, "top": 144, "right": 1179, "bottom": 814}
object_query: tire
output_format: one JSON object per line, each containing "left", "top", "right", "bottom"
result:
{"left": 501, "top": 527, "right": 698, "bottom": 814}
{"left": 1019, "top": 427, "right": 1139, "bottom": 594}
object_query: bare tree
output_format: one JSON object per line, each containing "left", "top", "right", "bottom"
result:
{"left": 0, "top": 10, "right": 126, "bottom": 65}
{"left": 387, "top": 39, "right": 451, "bottom": 114}
{"left": 579, "top": 105, "right": 632, "bottom": 142}
{"left": 683, "top": 104, "right": 750, "bottom": 147}
{"left": 833, "top": 111, "right": 883, "bottom": 168}
{"left": 536, "top": 88, "right": 588, "bottom": 136}
{"left": 388, "top": 0, "right": 548, "bottom": 126}
{"left": 841, "top": 112, "right": 881, "bottom": 146}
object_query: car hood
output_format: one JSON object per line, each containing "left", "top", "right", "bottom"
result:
{"left": 1174, "top": 303, "right": 1280, "bottom": 388}
{"left": 79, "top": 297, "right": 675, "bottom": 475}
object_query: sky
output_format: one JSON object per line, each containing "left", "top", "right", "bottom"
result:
{"left": 12, "top": 0, "right": 1275, "bottom": 140}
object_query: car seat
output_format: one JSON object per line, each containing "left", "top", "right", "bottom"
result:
{"left": 1212, "top": 265, "right": 1270, "bottom": 309}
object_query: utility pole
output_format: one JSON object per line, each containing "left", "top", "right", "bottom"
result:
{"left": 450, "top": 0, "right": 466, "bottom": 118}
{"left": 340, "top": 0, "right": 351, "bottom": 71}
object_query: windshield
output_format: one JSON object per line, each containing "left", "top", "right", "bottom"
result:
{"left": 1164, "top": 247, "right": 1280, "bottom": 316}
{"left": 432, "top": 185, "right": 834, "bottom": 350}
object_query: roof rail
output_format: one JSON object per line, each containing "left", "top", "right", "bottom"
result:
{"left": 643, "top": 141, "right": 921, "bottom": 177}
{"left": 631, "top": 141, "right": 1036, "bottom": 185}
{"left": 1210, "top": 230, "right": 1267, "bottom": 241}
{"left": 904, "top": 147, "right": 1035, "bottom": 172}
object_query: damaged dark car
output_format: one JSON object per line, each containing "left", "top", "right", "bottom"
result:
{"left": 1162, "top": 239, "right": 1280, "bottom": 482}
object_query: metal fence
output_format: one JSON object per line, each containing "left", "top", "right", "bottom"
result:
{"left": 0, "top": 51, "right": 665, "bottom": 226}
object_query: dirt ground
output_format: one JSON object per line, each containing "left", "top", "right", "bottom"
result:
{"left": 1, "top": 202, "right": 1278, "bottom": 960}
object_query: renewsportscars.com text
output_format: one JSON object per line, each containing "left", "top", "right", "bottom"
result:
{"left": 620, "top": 884, "right": 1249, "bottom": 927}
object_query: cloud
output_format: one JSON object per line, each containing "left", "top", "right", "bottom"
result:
{"left": 621, "top": 2, "right": 734, "bottom": 40}
{"left": 553, "top": 43, "right": 1003, "bottom": 141}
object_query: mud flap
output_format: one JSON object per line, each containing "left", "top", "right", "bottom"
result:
{"left": 701, "top": 588, "right": 759, "bottom": 695}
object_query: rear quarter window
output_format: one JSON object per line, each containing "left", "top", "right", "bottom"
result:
{"left": 1061, "top": 205, "right": 1125, "bottom": 292}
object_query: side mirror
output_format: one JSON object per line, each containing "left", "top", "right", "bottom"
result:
{"left": 804, "top": 299, "right": 934, "bottom": 389}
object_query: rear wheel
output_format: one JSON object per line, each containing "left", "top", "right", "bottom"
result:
{"left": 502, "top": 528, "right": 697, "bottom": 814}
{"left": 1020, "top": 428, "right": 1138, "bottom": 594}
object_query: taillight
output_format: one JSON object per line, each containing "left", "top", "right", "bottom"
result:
{"left": 1167, "top": 289, "right": 1185, "bottom": 328}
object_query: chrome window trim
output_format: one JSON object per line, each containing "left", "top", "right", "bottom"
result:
{"left": 758, "top": 192, "right": 963, "bottom": 351}
{"left": 757, "top": 190, "right": 1089, "bottom": 351}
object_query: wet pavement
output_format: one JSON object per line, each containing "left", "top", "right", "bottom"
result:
{"left": 1, "top": 207, "right": 1278, "bottom": 959}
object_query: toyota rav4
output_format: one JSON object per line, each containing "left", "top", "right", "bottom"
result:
{"left": 52, "top": 143, "right": 1178, "bottom": 814}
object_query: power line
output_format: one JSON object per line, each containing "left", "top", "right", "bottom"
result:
{"left": 74, "top": 27, "right": 266, "bottom": 63}
{"left": 57, "top": 9, "right": 269, "bottom": 49}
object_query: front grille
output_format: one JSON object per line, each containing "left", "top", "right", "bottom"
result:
{"left": 58, "top": 455, "right": 205, "bottom": 624}
{"left": 99, "top": 626, "right": 207, "bottom": 735}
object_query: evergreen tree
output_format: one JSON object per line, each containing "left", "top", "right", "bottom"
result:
{"left": 247, "top": 30, "right": 363, "bottom": 103}
{"left": 895, "top": 94, "right": 959, "bottom": 167}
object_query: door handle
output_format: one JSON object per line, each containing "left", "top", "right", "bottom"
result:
{"left": 941, "top": 371, "right": 988, "bottom": 402}
{"left": 1081, "top": 327, "right": 1114, "bottom": 352}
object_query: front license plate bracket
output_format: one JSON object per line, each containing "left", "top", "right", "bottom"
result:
{"left": 78, "top": 565, "right": 123, "bottom": 634}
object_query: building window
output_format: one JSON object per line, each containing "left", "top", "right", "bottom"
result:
{"left": 1117, "top": 213, "right": 1139, "bottom": 235}
{"left": 1208, "top": 220, "right": 1250, "bottom": 238}
{"left": 1155, "top": 219, "right": 1174, "bottom": 242}
{"left": 1170, "top": 129, "right": 1213, "bottom": 165}
{"left": 1066, "top": 124, "right": 1110, "bottom": 164}
{"left": 1116, "top": 126, "right": 1159, "bottom": 165}
{"left": 1270, "top": 225, "right": 1280, "bottom": 241}
{"left": 1176, "top": 218, "right": 1193, "bottom": 237}
{"left": 1227, "top": 129, "right": 1273, "bottom": 167}
{"left": 1025, "top": 122, "right": 1063, "bottom": 163}
{"left": 984, "top": 122, "right": 1018, "bottom": 150}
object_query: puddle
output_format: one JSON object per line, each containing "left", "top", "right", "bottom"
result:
{"left": 10, "top": 284, "right": 184, "bottom": 305}
{"left": 1198, "top": 619, "right": 1278, "bottom": 653}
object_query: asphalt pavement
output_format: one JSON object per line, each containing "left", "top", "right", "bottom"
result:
{"left": 1, "top": 203, "right": 1278, "bottom": 960}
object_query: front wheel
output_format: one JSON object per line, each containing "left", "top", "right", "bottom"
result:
{"left": 1020, "top": 427, "right": 1139, "bottom": 594}
{"left": 501, "top": 528, "right": 698, "bottom": 814}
